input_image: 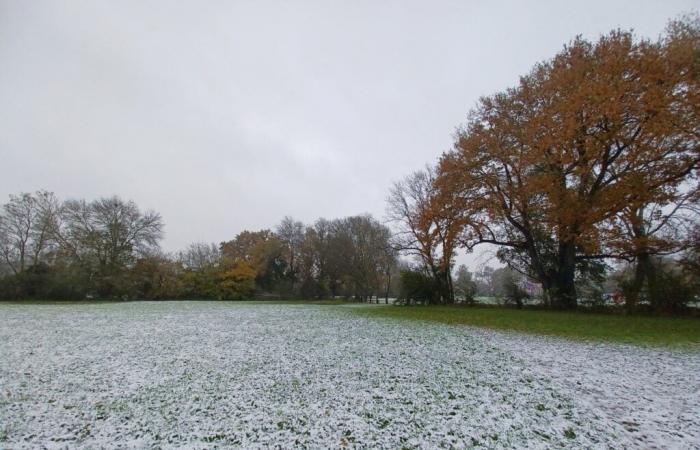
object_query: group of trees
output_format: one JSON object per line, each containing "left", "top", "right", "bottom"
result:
{"left": 397, "top": 262, "right": 533, "bottom": 308}
{"left": 0, "top": 191, "right": 164, "bottom": 299}
{"left": 390, "top": 16, "right": 700, "bottom": 312}
{"left": 182, "top": 215, "right": 398, "bottom": 301}
{"left": 0, "top": 191, "right": 398, "bottom": 301}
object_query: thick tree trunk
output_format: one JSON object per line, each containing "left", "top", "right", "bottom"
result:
{"left": 626, "top": 208, "right": 647, "bottom": 312}
{"left": 428, "top": 263, "right": 445, "bottom": 305}
{"left": 551, "top": 242, "right": 577, "bottom": 309}
{"left": 541, "top": 283, "right": 551, "bottom": 308}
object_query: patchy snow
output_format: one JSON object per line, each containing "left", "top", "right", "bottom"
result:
{"left": 0, "top": 302, "right": 698, "bottom": 449}
{"left": 470, "top": 329, "right": 700, "bottom": 449}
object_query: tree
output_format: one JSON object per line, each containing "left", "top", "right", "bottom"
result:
{"left": 221, "top": 229, "right": 288, "bottom": 293}
{"left": 472, "top": 265, "right": 496, "bottom": 297}
{"left": 218, "top": 261, "right": 256, "bottom": 300}
{"left": 0, "top": 191, "right": 59, "bottom": 275}
{"left": 0, "top": 192, "right": 166, "bottom": 300}
{"left": 453, "top": 265, "right": 477, "bottom": 304}
{"left": 310, "top": 218, "right": 338, "bottom": 297}
{"left": 220, "top": 230, "right": 274, "bottom": 263}
{"left": 53, "top": 196, "right": 163, "bottom": 297}
{"left": 276, "top": 217, "right": 305, "bottom": 292}
{"left": 249, "top": 236, "right": 287, "bottom": 293}
{"left": 681, "top": 224, "right": 700, "bottom": 298}
{"left": 133, "top": 254, "right": 184, "bottom": 299}
{"left": 297, "top": 226, "right": 323, "bottom": 298}
{"left": 490, "top": 267, "right": 529, "bottom": 309}
{"left": 179, "top": 242, "right": 220, "bottom": 271}
{"left": 436, "top": 20, "right": 700, "bottom": 309}
{"left": 56, "top": 196, "right": 163, "bottom": 267}
{"left": 378, "top": 236, "right": 398, "bottom": 303}
{"left": 602, "top": 196, "right": 698, "bottom": 311}
{"left": 387, "top": 167, "right": 459, "bottom": 303}
{"left": 317, "top": 218, "right": 354, "bottom": 298}
{"left": 398, "top": 266, "right": 438, "bottom": 305}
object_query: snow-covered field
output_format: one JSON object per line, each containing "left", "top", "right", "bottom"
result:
{"left": 0, "top": 302, "right": 698, "bottom": 449}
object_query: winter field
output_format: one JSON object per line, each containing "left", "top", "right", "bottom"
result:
{"left": 1, "top": 302, "right": 699, "bottom": 449}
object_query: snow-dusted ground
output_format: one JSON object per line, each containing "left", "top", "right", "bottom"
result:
{"left": 0, "top": 302, "right": 698, "bottom": 449}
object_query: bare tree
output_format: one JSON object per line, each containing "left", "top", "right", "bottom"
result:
{"left": 31, "top": 191, "right": 61, "bottom": 267}
{"left": 179, "top": 242, "right": 220, "bottom": 271}
{"left": 276, "top": 216, "right": 305, "bottom": 288}
{"left": 56, "top": 196, "right": 163, "bottom": 269}
{"left": 603, "top": 192, "right": 700, "bottom": 311}
{"left": 386, "top": 167, "right": 458, "bottom": 303}
{"left": 0, "top": 191, "right": 60, "bottom": 274}
{"left": 0, "top": 194, "right": 33, "bottom": 274}
{"left": 343, "top": 215, "right": 389, "bottom": 301}
{"left": 454, "top": 264, "right": 477, "bottom": 304}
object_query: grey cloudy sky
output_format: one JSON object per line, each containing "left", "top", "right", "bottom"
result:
{"left": 0, "top": 0, "right": 696, "bottom": 268}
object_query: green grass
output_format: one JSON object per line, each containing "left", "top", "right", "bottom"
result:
{"left": 352, "top": 305, "right": 700, "bottom": 347}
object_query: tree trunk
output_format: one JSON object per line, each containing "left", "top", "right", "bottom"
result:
{"left": 385, "top": 269, "right": 391, "bottom": 304}
{"left": 625, "top": 207, "right": 648, "bottom": 312}
{"left": 446, "top": 269, "right": 455, "bottom": 304}
{"left": 540, "top": 279, "right": 552, "bottom": 308}
{"left": 625, "top": 253, "right": 647, "bottom": 313}
{"left": 645, "top": 257, "right": 662, "bottom": 312}
{"left": 626, "top": 252, "right": 664, "bottom": 312}
{"left": 552, "top": 242, "right": 577, "bottom": 309}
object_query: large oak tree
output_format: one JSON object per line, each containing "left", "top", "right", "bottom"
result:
{"left": 436, "top": 18, "right": 699, "bottom": 308}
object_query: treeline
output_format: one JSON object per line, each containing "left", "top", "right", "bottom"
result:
{"left": 0, "top": 192, "right": 398, "bottom": 300}
{"left": 186, "top": 216, "right": 397, "bottom": 300}
{"left": 388, "top": 16, "right": 700, "bottom": 313}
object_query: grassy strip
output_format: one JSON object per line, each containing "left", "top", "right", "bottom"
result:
{"left": 353, "top": 305, "right": 700, "bottom": 347}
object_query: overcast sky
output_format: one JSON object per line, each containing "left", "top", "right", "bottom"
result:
{"left": 1, "top": 0, "right": 696, "bottom": 268}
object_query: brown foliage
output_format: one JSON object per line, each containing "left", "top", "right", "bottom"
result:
{"left": 434, "top": 18, "right": 700, "bottom": 308}
{"left": 220, "top": 230, "right": 275, "bottom": 264}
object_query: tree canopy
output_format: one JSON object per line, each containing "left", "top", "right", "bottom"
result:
{"left": 432, "top": 17, "right": 699, "bottom": 309}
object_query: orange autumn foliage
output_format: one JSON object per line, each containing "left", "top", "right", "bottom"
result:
{"left": 433, "top": 18, "right": 700, "bottom": 308}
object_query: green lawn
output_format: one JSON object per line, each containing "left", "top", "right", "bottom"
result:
{"left": 353, "top": 305, "right": 700, "bottom": 347}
